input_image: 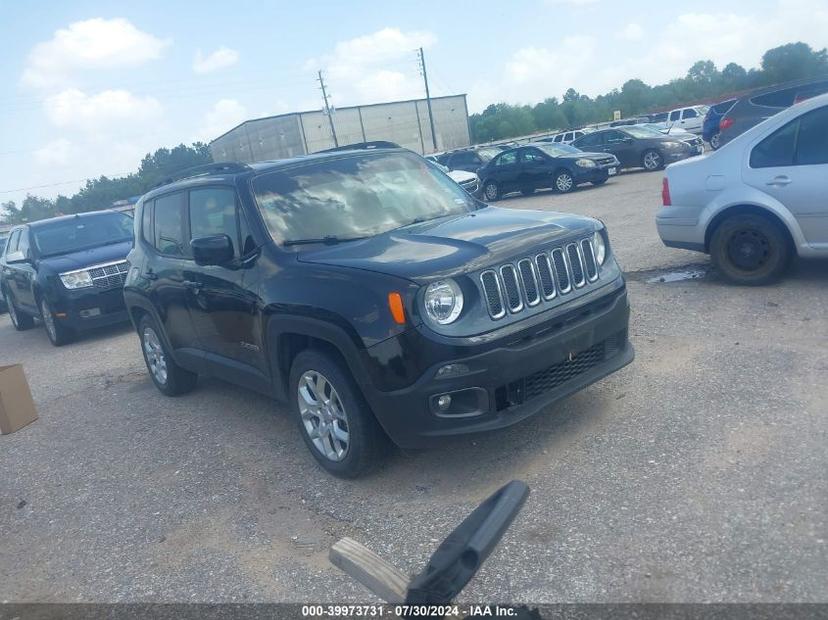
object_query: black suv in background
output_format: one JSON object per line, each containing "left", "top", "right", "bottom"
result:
{"left": 125, "top": 153, "right": 633, "bottom": 477}
{"left": 440, "top": 146, "right": 506, "bottom": 173}
{"left": 572, "top": 125, "right": 699, "bottom": 171}
{"left": 477, "top": 143, "right": 619, "bottom": 199}
{"left": 0, "top": 211, "right": 133, "bottom": 345}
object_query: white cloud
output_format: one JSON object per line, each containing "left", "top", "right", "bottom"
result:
{"left": 193, "top": 46, "right": 240, "bottom": 74}
{"left": 22, "top": 18, "right": 169, "bottom": 88}
{"left": 196, "top": 99, "right": 248, "bottom": 142}
{"left": 307, "top": 27, "right": 437, "bottom": 105}
{"left": 44, "top": 89, "right": 163, "bottom": 133}
{"left": 34, "top": 139, "right": 75, "bottom": 166}
{"left": 620, "top": 23, "right": 644, "bottom": 41}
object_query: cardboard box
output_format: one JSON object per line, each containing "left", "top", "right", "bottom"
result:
{"left": 0, "top": 364, "right": 38, "bottom": 435}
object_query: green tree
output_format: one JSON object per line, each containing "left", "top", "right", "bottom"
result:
{"left": 761, "top": 42, "right": 828, "bottom": 84}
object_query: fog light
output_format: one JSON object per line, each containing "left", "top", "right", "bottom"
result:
{"left": 436, "top": 394, "right": 452, "bottom": 411}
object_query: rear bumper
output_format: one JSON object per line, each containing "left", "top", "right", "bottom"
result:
{"left": 46, "top": 286, "right": 129, "bottom": 330}
{"left": 656, "top": 210, "right": 706, "bottom": 252}
{"left": 361, "top": 281, "right": 633, "bottom": 449}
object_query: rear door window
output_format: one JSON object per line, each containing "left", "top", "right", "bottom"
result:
{"left": 795, "top": 105, "right": 828, "bottom": 165}
{"left": 153, "top": 192, "right": 187, "bottom": 257}
{"left": 141, "top": 201, "right": 154, "bottom": 245}
{"left": 605, "top": 130, "right": 628, "bottom": 144}
{"left": 17, "top": 229, "right": 30, "bottom": 257}
{"left": 576, "top": 132, "right": 602, "bottom": 148}
{"left": 553, "top": 134, "right": 563, "bottom": 143}
{"left": 494, "top": 151, "right": 518, "bottom": 166}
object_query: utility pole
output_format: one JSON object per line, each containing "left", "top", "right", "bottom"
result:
{"left": 417, "top": 47, "right": 438, "bottom": 152}
{"left": 318, "top": 70, "right": 338, "bottom": 147}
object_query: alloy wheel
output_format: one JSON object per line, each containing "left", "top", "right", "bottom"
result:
{"left": 484, "top": 182, "right": 498, "bottom": 201}
{"left": 710, "top": 133, "right": 720, "bottom": 150}
{"left": 143, "top": 326, "right": 168, "bottom": 385}
{"left": 297, "top": 370, "right": 350, "bottom": 462}
{"left": 40, "top": 300, "right": 57, "bottom": 341}
{"left": 643, "top": 151, "right": 662, "bottom": 170}
{"left": 556, "top": 172, "right": 574, "bottom": 192}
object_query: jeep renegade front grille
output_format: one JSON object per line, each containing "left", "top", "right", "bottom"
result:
{"left": 480, "top": 237, "right": 600, "bottom": 319}
{"left": 88, "top": 261, "right": 129, "bottom": 289}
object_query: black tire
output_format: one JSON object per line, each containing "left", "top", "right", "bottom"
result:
{"left": 289, "top": 349, "right": 388, "bottom": 478}
{"left": 710, "top": 133, "right": 721, "bottom": 150}
{"left": 138, "top": 314, "right": 198, "bottom": 396}
{"left": 641, "top": 149, "right": 664, "bottom": 171}
{"left": 553, "top": 169, "right": 575, "bottom": 193}
{"left": 482, "top": 180, "right": 500, "bottom": 201}
{"left": 520, "top": 187, "right": 535, "bottom": 196}
{"left": 5, "top": 289, "right": 34, "bottom": 331}
{"left": 591, "top": 178, "right": 608, "bottom": 186}
{"left": 40, "top": 298, "right": 73, "bottom": 346}
{"left": 710, "top": 214, "right": 790, "bottom": 285}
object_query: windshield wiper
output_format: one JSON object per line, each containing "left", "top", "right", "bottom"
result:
{"left": 282, "top": 235, "right": 368, "bottom": 246}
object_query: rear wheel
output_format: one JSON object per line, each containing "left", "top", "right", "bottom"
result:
{"left": 710, "top": 133, "right": 721, "bottom": 150}
{"left": 138, "top": 314, "right": 198, "bottom": 396}
{"left": 554, "top": 170, "right": 575, "bottom": 193}
{"left": 6, "top": 290, "right": 34, "bottom": 331}
{"left": 290, "top": 349, "right": 388, "bottom": 478}
{"left": 40, "top": 299, "right": 73, "bottom": 346}
{"left": 710, "top": 214, "right": 790, "bottom": 285}
{"left": 642, "top": 149, "right": 663, "bottom": 171}
{"left": 483, "top": 180, "right": 500, "bottom": 201}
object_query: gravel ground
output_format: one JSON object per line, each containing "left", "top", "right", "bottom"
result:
{"left": 1, "top": 170, "right": 826, "bottom": 604}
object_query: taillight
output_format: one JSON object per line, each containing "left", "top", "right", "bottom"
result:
{"left": 662, "top": 178, "right": 672, "bottom": 206}
{"left": 719, "top": 116, "right": 733, "bottom": 131}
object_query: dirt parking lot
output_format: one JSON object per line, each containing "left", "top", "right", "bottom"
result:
{"left": 1, "top": 170, "right": 826, "bottom": 604}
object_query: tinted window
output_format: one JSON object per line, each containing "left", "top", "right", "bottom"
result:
{"left": 575, "top": 133, "right": 602, "bottom": 148}
{"left": 682, "top": 109, "right": 698, "bottom": 119}
{"left": 154, "top": 193, "right": 187, "bottom": 256}
{"left": 252, "top": 152, "right": 475, "bottom": 244}
{"left": 712, "top": 99, "right": 736, "bottom": 114}
{"left": 553, "top": 134, "right": 563, "bottom": 143}
{"left": 521, "top": 149, "right": 545, "bottom": 163}
{"left": 795, "top": 106, "right": 828, "bottom": 165}
{"left": 495, "top": 151, "right": 517, "bottom": 166}
{"left": 751, "top": 87, "right": 797, "bottom": 109}
{"left": 141, "top": 201, "right": 153, "bottom": 245}
{"left": 605, "top": 130, "right": 628, "bottom": 144}
{"left": 750, "top": 120, "right": 798, "bottom": 168}
{"left": 669, "top": 111, "right": 681, "bottom": 121}
{"left": 189, "top": 188, "right": 240, "bottom": 256}
{"left": 32, "top": 213, "right": 133, "bottom": 257}
{"left": 450, "top": 152, "right": 476, "bottom": 166}
{"left": 238, "top": 209, "right": 256, "bottom": 256}
{"left": 0, "top": 237, "right": 6, "bottom": 256}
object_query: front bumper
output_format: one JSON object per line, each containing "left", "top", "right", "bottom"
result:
{"left": 362, "top": 280, "right": 633, "bottom": 449}
{"left": 46, "top": 285, "right": 129, "bottom": 331}
{"left": 573, "top": 164, "right": 617, "bottom": 183}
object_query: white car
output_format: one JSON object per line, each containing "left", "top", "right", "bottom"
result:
{"left": 541, "top": 129, "right": 590, "bottom": 145}
{"left": 656, "top": 92, "right": 828, "bottom": 284}
{"left": 656, "top": 106, "right": 709, "bottom": 134}
{"left": 431, "top": 161, "right": 480, "bottom": 196}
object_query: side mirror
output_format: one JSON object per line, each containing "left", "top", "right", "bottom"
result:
{"left": 191, "top": 234, "right": 234, "bottom": 267}
{"left": 5, "top": 250, "right": 28, "bottom": 264}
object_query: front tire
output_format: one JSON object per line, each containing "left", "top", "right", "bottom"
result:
{"left": 6, "top": 290, "right": 34, "bottom": 331}
{"left": 483, "top": 180, "right": 500, "bottom": 201}
{"left": 554, "top": 169, "right": 575, "bottom": 193}
{"left": 290, "top": 349, "right": 388, "bottom": 478}
{"left": 138, "top": 314, "right": 198, "bottom": 396}
{"left": 642, "top": 149, "right": 663, "bottom": 171}
{"left": 710, "top": 214, "right": 790, "bottom": 285}
{"left": 40, "top": 299, "right": 73, "bottom": 346}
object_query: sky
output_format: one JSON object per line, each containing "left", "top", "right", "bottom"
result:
{"left": 1, "top": 0, "right": 827, "bottom": 207}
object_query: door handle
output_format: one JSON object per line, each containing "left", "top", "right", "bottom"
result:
{"left": 766, "top": 175, "right": 792, "bottom": 187}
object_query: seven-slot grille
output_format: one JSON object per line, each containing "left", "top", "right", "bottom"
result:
{"left": 480, "top": 237, "right": 599, "bottom": 319}
{"left": 88, "top": 261, "right": 129, "bottom": 289}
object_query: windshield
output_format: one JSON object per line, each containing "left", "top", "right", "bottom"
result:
{"left": 624, "top": 126, "right": 665, "bottom": 138}
{"left": 252, "top": 152, "right": 477, "bottom": 244}
{"left": 477, "top": 148, "right": 502, "bottom": 161}
{"left": 537, "top": 144, "right": 581, "bottom": 157}
{"left": 33, "top": 212, "right": 134, "bottom": 257}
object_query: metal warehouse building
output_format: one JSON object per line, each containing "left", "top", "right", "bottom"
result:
{"left": 209, "top": 94, "right": 470, "bottom": 162}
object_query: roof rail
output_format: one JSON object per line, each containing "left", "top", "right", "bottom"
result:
{"left": 152, "top": 162, "right": 252, "bottom": 189}
{"left": 319, "top": 141, "right": 402, "bottom": 153}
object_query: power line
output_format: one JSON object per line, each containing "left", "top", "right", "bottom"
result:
{"left": 0, "top": 173, "right": 132, "bottom": 195}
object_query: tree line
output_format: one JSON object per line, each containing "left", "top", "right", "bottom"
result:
{"left": 469, "top": 42, "right": 828, "bottom": 143}
{"left": 2, "top": 42, "right": 827, "bottom": 225}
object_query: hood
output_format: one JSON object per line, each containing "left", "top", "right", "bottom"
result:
{"left": 297, "top": 206, "right": 597, "bottom": 282}
{"left": 38, "top": 239, "right": 132, "bottom": 273}
{"left": 557, "top": 151, "right": 614, "bottom": 161}
{"left": 447, "top": 169, "right": 477, "bottom": 183}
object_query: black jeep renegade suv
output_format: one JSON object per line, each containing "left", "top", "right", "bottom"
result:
{"left": 124, "top": 150, "right": 633, "bottom": 477}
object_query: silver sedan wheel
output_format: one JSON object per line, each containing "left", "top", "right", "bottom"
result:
{"left": 643, "top": 151, "right": 662, "bottom": 170}
{"left": 41, "top": 300, "right": 57, "bottom": 341}
{"left": 297, "top": 370, "right": 350, "bottom": 462}
{"left": 142, "top": 326, "right": 168, "bottom": 385}
{"left": 556, "top": 172, "right": 574, "bottom": 192}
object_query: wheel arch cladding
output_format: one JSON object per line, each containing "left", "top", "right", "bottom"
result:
{"left": 705, "top": 204, "right": 794, "bottom": 254}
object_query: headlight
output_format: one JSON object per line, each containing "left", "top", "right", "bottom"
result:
{"left": 592, "top": 231, "right": 607, "bottom": 266}
{"left": 575, "top": 158, "right": 596, "bottom": 168}
{"left": 424, "top": 279, "right": 464, "bottom": 325}
{"left": 60, "top": 270, "right": 93, "bottom": 289}
{"left": 663, "top": 141, "right": 684, "bottom": 149}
